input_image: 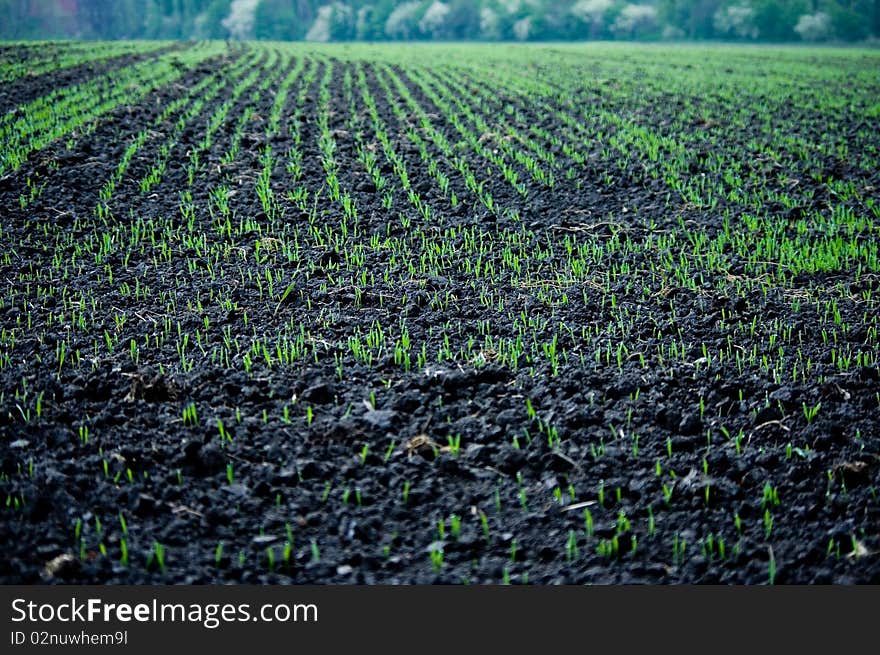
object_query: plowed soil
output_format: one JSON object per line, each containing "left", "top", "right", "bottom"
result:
{"left": 0, "top": 43, "right": 878, "bottom": 584}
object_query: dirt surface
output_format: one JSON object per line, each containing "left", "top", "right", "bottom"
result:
{"left": 0, "top": 45, "right": 878, "bottom": 584}
{"left": 0, "top": 43, "right": 185, "bottom": 115}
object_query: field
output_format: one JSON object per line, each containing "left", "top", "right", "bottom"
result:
{"left": 0, "top": 41, "right": 878, "bottom": 584}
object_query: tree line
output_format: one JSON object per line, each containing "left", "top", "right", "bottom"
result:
{"left": 2, "top": 1, "right": 878, "bottom": 42}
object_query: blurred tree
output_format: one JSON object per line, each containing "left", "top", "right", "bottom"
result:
{"left": 795, "top": 10, "right": 833, "bottom": 40}
{"left": 1, "top": 0, "right": 878, "bottom": 41}
{"left": 658, "top": 0, "right": 691, "bottom": 31}
{"left": 749, "top": 0, "right": 809, "bottom": 41}
{"left": 199, "top": 1, "right": 234, "bottom": 39}
{"left": 612, "top": 3, "right": 661, "bottom": 39}
{"left": 254, "top": 0, "right": 298, "bottom": 39}
{"left": 445, "top": 0, "right": 480, "bottom": 39}
{"left": 683, "top": 0, "right": 724, "bottom": 38}
{"left": 143, "top": 0, "right": 164, "bottom": 38}
{"left": 824, "top": 0, "right": 872, "bottom": 40}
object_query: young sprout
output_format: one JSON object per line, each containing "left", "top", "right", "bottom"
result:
{"left": 802, "top": 401, "right": 821, "bottom": 424}
{"left": 662, "top": 483, "right": 673, "bottom": 506}
{"left": 672, "top": 533, "right": 687, "bottom": 567}
{"left": 149, "top": 541, "right": 166, "bottom": 572}
{"left": 283, "top": 541, "right": 293, "bottom": 569}
{"left": 266, "top": 547, "right": 275, "bottom": 572}
{"left": 217, "top": 418, "right": 230, "bottom": 444}
{"left": 480, "top": 510, "right": 491, "bottom": 546}
{"left": 763, "top": 509, "right": 773, "bottom": 539}
{"left": 182, "top": 402, "right": 198, "bottom": 427}
{"left": 768, "top": 547, "right": 776, "bottom": 585}
{"left": 566, "top": 530, "right": 579, "bottom": 561}
{"left": 429, "top": 543, "right": 444, "bottom": 572}
{"left": 584, "top": 508, "right": 594, "bottom": 537}
{"left": 449, "top": 515, "right": 461, "bottom": 539}
{"left": 384, "top": 440, "right": 396, "bottom": 462}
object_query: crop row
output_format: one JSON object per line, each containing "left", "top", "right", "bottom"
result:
{"left": 0, "top": 42, "right": 877, "bottom": 583}
{"left": 0, "top": 40, "right": 173, "bottom": 84}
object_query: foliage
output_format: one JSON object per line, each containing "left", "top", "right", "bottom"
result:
{"left": 1, "top": 1, "right": 878, "bottom": 42}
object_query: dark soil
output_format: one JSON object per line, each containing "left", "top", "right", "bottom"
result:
{"left": 0, "top": 43, "right": 186, "bottom": 115}
{"left": 0, "top": 45, "right": 878, "bottom": 585}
